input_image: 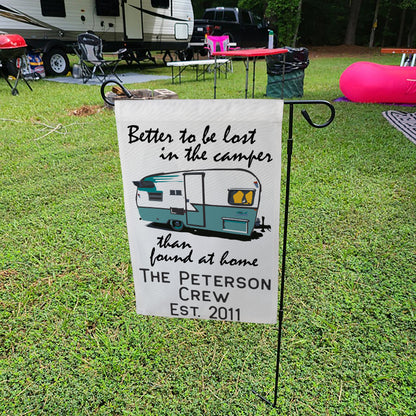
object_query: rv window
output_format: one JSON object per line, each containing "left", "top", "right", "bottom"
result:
{"left": 228, "top": 189, "right": 255, "bottom": 206}
{"left": 151, "top": 0, "right": 170, "bottom": 9}
{"left": 170, "top": 190, "right": 182, "bottom": 196}
{"left": 40, "top": 0, "right": 66, "bottom": 17}
{"left": 148, "top": 192, "right": 163, "bottom": 201}
{"left": 96, "top": 0, "right": 120, "bottom": 16}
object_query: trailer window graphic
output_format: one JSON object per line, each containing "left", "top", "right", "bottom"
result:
{"left": 228, "top": 189, "right": 255, "bottom": 206}
{"left": 133, "top": 168, "right": 265, "bottom": 238}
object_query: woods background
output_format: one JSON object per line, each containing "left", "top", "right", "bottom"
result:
{"left": 192, "top": 0, "right": 416, "bottom": 48}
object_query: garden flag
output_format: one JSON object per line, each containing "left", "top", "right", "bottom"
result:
{"left": 115, "top": 99, "right": 283, "bottom": 324}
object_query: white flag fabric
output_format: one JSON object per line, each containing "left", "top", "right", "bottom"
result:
{"left": 115, "top": 99, "right": 283, "bottom": 324}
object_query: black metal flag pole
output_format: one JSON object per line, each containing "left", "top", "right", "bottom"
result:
{"left": 254, "top": 99, "right": 335, "bottom": 408}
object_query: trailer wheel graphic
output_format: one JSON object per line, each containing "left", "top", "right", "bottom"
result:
{"left": 170, "top": 220, "right": 184, "bottom": 231}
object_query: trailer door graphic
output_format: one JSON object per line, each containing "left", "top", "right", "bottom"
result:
{"left": 184, "top": 172, "right": 206, "bottom": 227}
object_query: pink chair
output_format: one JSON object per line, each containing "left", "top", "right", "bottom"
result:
{"left": 205, "top": 35, "right": 231, "bottom": 57}
{"left": 205, "top": 35, "right": 237, "bottom": 73}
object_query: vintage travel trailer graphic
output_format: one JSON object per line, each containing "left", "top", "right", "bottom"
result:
{"left": 133, "top": 168, "right": 266, "bottom": 238}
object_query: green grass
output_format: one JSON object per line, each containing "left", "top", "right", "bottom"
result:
{"left": 1, "top": 50, "right": 415, "bottom": 415}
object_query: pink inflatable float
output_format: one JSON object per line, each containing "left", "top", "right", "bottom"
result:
{"left": 339, "top": 61, "right": 416, "bottom": 104}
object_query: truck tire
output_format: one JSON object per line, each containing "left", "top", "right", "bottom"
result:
{"left": 176, "top": 48, "right": 194, "bottom": 61}
{"left": 223, "top": 32, "right": 236, "bottom": 44}
{"left": 43, "top": 48, "right": 69, "bottom": 76}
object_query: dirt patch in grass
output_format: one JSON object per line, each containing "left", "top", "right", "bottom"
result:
{"left": 0, "top": 269, "right": 18, "bottom": 289}
{"left": 0, "top": 269, "right": 18, "bottom": 278}
{"left": 69, "top": 105, "right": 104, "bottom": 116}
{"left": 307, "top": 45, "right": 381, "bottom": 58}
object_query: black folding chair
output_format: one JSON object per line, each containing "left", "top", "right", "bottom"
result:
{"left": 76, "top": 32, "right": 124, "bottom": 83}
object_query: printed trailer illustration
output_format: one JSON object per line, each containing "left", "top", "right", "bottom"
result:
{"left": 133, "top": 169, "right": 263, "bottom": 237}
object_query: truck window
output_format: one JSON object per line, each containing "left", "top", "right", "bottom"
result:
{"left": 252, "top": 14, "right": 264, "bottom": 28}
{"left": 151, "top": 0, "right": 170, "bottom": 9}
{"left": 204, "top": 10, "right": 215, "bottom": 20}
{"left": 96, "top": 0, "right": 120, "bottom": 16}
{"left": 223, "top": 10, "right": 237, "bottom": 22}
{"left": 40, "top": 0, "right": 66, "bottom": 17}
{"left": 214, "top": 10, "right": 224, "bottom": 20}
{"left": 241, "top": 10, "right": 251, "bottom": 25}
{"left": 228, "top": 189, "right": 255, "bottom": 206}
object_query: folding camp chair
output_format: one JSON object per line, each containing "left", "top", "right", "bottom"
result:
{"left": 76, "top": 32, "right": 124, "bottom": 83}
{"left": 205, "top": 35, "right": 231, "bottom": 58}
{"left": 205, "top": 35, "right": 237, "bottom": 72}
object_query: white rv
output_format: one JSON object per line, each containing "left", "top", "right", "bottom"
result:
{"left": 0, "top": 0, "right": 194, "bottom": 75}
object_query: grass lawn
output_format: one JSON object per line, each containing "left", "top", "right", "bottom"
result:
{"left": 1, "top": 49, "right": 415, "bottom": 415}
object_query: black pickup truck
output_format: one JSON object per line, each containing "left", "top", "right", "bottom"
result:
{"left": 188, "top": 7, "right": 273, "bottom": 56}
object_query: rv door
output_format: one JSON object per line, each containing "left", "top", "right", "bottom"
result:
{"left": 123, "top": 0, "right": 143, "bottom": 40}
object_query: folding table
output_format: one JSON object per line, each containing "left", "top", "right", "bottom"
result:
{"left": 167, "top": 59, "right": 230, "bottom": 84}
{"left": 212, "top": 48, "right": 288, "bottom": 98}
{"left": 381, "top": 48, "right": 416, "bottom": 66}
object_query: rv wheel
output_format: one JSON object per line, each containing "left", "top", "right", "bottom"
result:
{"left": 43, "top": 49, "right": 70, "bottom": 76}
{"left": 170, "top": 220, "right": 184, "bottom": 231}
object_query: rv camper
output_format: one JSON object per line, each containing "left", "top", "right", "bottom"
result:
{"left": 133, "top": 169, "right": 262, "bottom": 237}
{"left": 0, "top": 0, "right": 194, "bottom": 75}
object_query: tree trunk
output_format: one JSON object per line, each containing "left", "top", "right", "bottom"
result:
{"left": 407, "top": 10, "right": 416, "bottom": 47}
{"left": 397, "top": 8, "right": 406, "bottom": 47}
{"left": 369, "top": 0, "right": 380, "bottom": 47}
{"left": 344, "top": 0, "right": 363, "bottom": 45}
{"left": 291, "top": 0, "right": 303, "bottom": 47}
{"left": 381, "top": 3, "right": 392, "bottom": 48}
